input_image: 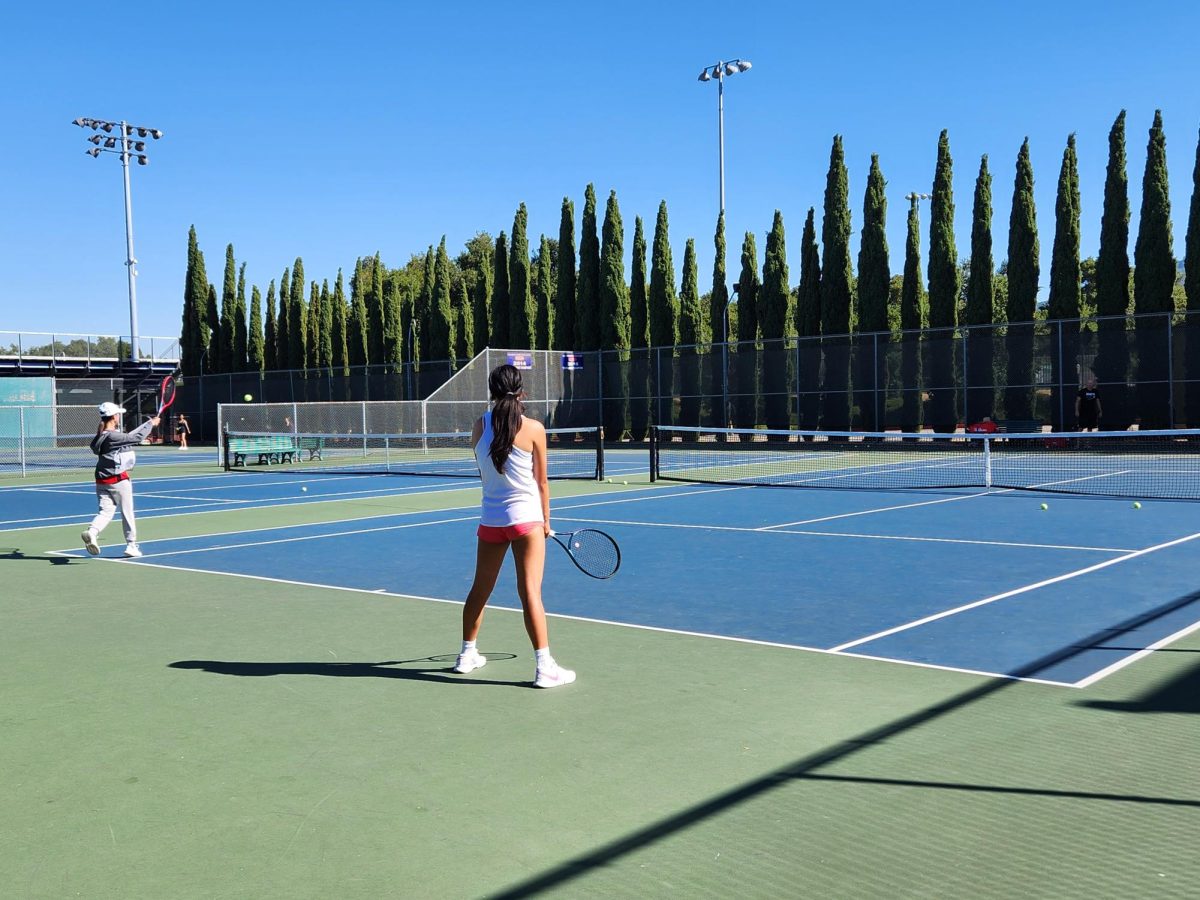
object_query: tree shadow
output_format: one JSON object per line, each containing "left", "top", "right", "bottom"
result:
{"left": 168, "top": 653, "right": 526, "bottom": 688}
{"left": 1077, "top": 658, "right": 1200, "bottom": 714}
{"left": 1, "top": 548, "right": 80, "bottom": 565}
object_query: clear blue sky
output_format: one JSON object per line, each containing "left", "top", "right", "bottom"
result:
{"left": 3, "top": 0, "right": 1198, "bottom": 342}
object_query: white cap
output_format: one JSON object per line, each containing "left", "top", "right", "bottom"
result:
{"left": 98, "top": 402, "right": 124, "bottom": 417}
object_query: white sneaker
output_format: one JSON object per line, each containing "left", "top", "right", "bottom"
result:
{"left": 453, "top": 648, "right": 487, "bottom": 674}
{"left": 535, "top": 663, "right": 576, "bottom": 689}
{"left": 81, "top": 530, "right": 100, "bottom": 556}
{"left": 123, "top": 543, "right": 143, "bottom": 559}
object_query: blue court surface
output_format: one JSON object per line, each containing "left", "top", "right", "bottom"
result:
{"left": 37, "top": 457, "right": 1200, "bottom": 689}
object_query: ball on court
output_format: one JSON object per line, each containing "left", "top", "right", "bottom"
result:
{"left": 1133, "top": 501, "right": 1142, "bottom": 509}
{"left": 623, "top": 480, "right": 628, "bottom": 485}
{"left": 1039, "top": 503, "right": 1048, "bottom": 510}
{"left": 243, "top": 393, "right": 253, "bottom": 402}
{"left": 301, "top": 486, "right": 307, "bottom": 492}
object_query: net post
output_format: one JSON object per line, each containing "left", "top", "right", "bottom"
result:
{"left": 595, "top": 426, "right": 605, "bottom": 481}
{"left": 649, "top": 425, "right": 658, "bottom": 482}
{"left": 221, "top": 423, "right": 231, "bottom": 472}
{"left": 983, "top": 435, "right": 992, "bottom": 488}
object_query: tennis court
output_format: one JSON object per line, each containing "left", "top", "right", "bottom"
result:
{"left": 3, "top": 432, "right": 1199, "bottom": 897}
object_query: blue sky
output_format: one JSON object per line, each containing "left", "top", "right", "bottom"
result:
{"left": 2, "top": 0, "right": 1198, "bottom": 343}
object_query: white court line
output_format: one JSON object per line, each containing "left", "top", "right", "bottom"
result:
{"left": 761, "top": 490, "right": 988, "bottom": 529}
{"left": 1072, "top": 617, "right": 1200, "bottom": 688}
{"left": 46, "top": 551, "right": 1075, "bottom": 687}
{"left": 557, "top": 515, "right": 1132, "bottom": 553}
{"left": 829, "top": 529, "right": 1200, "bottom": 653}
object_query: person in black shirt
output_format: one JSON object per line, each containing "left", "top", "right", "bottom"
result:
{"left": 1075, "top": 377, "right": 1102, "bottom": 431}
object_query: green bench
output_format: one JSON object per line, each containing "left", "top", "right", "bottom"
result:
{"left": 298, "top": 436, "right": 324, "bottom": 461}
{"left": 228, "top": 435, "right": 299, "bottom": 466}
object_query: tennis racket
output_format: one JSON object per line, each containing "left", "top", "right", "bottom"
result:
{"left": 156, "top": 373, "right": 179, "bottom": 416}
{"left": 548, "top": 529, "right": 620, "bottom": 579}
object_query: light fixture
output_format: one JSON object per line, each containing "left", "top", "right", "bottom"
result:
{"left": 89, "top": 134, "right": 102, "bottom": 145}
{"left": 724, "top": 63, "right": 738, "bottom": 76}
{"left": 133, "top": 141, "right": 145, "bottom": 151}
{"left": 150, "top": 129, "right": 162, "bottom": 139}
{"left": 698, "top": 68, "right": 711, "bottom": 82}
{"left": 136, "top": 155, "right": 148, "bottom": 166}
{"left": 136, "top": 127, "right": 147, "bottom": 137}
{"left": 87, "top": 147, "right": 101, "bottom": 157}
{"left": 737, "top": 60, "right": 752, "bottom": 72}
{"left": 101, "top": 122, "right": 113, "bottom": 133}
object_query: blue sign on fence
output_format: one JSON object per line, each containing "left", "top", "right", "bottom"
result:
{"left": 561, "top": 352, "right": 583, "bottom": 371}
{"left": 507, "top": 352, "right": 534, "bottom": 370}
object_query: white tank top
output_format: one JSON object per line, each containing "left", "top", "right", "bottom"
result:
{"left": 475, "top": 411, "right": 543, "bottom": 526}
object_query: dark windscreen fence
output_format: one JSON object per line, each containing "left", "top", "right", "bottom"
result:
{"left": 223, "top": 426, "right": 603, "bottom": 481}
{"left": 650, "top": 425, "right": 1200, "bottom": 500}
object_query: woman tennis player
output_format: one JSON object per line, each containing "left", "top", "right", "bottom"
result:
{"left": 82, "top": 402, "right": 159, "bottom": 559}
{"left": 454, "top": 364, "right": 575, "bottom": 688}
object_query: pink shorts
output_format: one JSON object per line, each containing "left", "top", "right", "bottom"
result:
{"left": 477, "top": 522, "right": 543, "bottom": 543}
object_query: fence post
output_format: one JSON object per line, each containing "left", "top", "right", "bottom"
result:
{"left": 1168, "top": 313, "right": 1175, "bottom": 428}
{"left": 19, "top": 406, "right": 26, "bottom": 477}
{"left": 875, "top": 333, "right": 882, "bottom": 432}
{"left": 1056, "top": 320, "right": 1064, "bottom": 431}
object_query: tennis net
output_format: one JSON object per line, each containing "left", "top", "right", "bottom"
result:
{"left": 223, "top": 426, "right": 603, "bottom": 480}
{"left": 650, "top": 425, "right": 1200, "bottom": 500}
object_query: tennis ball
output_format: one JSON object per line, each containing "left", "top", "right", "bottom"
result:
{"left": 1133, "top": 501, "right": 1142, "bottom": 509}
{"left": 243, "top": 393, "right": 253, "bottom": 402}
{"left": 301, "top": 486, "right": 308, "bottom": 492}
{"left": 623, "top": 480, "right": 628, "bottom": 485}
{"left": 1039, "top": 503, "right": 1048, "bottom": 510}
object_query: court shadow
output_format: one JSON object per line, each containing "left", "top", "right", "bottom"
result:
{"left": 168, "top": 653, "right": 525, "bottom": 688}
{"left": 1076, "top": 658, "right": 1200, "bottom": 714}
{"left": 1, "top": 549, "right": 80, "bottom": 565}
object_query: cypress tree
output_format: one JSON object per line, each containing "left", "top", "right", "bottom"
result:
{"left": 509, "top": 204, "right": 534, "bottom": 349}
{"left": 735, "top": 231, "right": 761, "bottom": 429}
{"left": 648, "top": 201, "right": 680, "bottom": 426}
{"left": 1048, "top": 135, "right": 1082, "bottom": 430}
{"left": 1185, "top": 128, "right": 1200, "bottom": 426}
{"left": 235, "top": 263, "right": 248, "bottom": 371}
{"left": 760, "top": 210, "right": 791, "bottom": 434}
{"left": 276, "top": 267, "right": 290, "bottom": 370}
{"left": 857, "top": 155, "right": 890, "bottom": 431}
{"left": 796, "top": 208, "right": 822, "bottom": 430}
{"left": 332, "top": 271, "right": 348, "bottom": 374}
{"left": 367, "top": 253, "right": 386, "bottom": 365}
{"left": 535, "top": 234, "right": 553, "bottom": 351}
{"left": 348, "top": 260, "right": 366, "bottom": 366}
{"left": 289, "top": 258, "right": 307, "bottom": 371}
{"left": 455, "top": 276, "right": 474, "bottom": 360}
{"left": 469, "top": 242, "right": 493, "bottom": 355}
{"left": 599, "top": 190, "right": 630, "bottom": 436}
{"left": 205, "top": 283, "right": 220, "bottom": 377}
{"left": 577, "top": 184, "right": 601, "bottom": 351}
{"left": 1095, "top": 111, "right": 1132, "bottom": 426}
{"left": 320, "top": 279, "right": 333, "bottom": 370}
{"left": 820, "top": 135, "right": 853, "bottom": 430}
{"left": 965, "top": 155, "right": 996, "bottom": 423}
{"left": 1006, "top": 138, "right": 1040, "bottom": 421}
{"left": 554, "top": 198, "right": 576, "bottom": 351}
{"left": 413, "top": 247, "right": 432, "bottom": 361}
{"left": 218, "top": 244, "right": 236, "bottom": 373}
{"left": 709, "top": 212, "right": 730, "bottom": 432}
{"left": 1134, "top": 110, "right": 1176, "bottom": 427}
{"left": 629, "top": 215, "right": 650, "bottom": 440}
{"left": 180, "top": 226, "right": 208, "bottom": 376}
{"left": 264, "top": 280, "right": 278, "bottom": 372}
{"left": 678, "top": 237, "right": 704, "bottom": 427}
{"left": 306, "top": 281, "right": 321, "bottom": 371}
{"left": 490, "top": 232, "right": 509, "bottom": 347}
{"left": 927, "top": 130, "right": 959, "bottom": 432}
{"left": 431, "top": 237, "right": 454, "bottom": 364}
{"left": 248, "top": 285, "right": 264, "bottom": 373}
{"left": 386, "top": 280, "right": 404, "bottom": 369}
{"left": 900, "top": 195, "right": 925, "bottom": 432}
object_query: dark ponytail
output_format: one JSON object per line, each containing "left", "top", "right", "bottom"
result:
{"left": 488, "top": 364, "right": 525, "bottom": 473}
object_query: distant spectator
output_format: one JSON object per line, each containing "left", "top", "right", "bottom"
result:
{"left": 174, "top": 414, "right": 190, "bottom": 450}
{"left": 1076, "top": 378, "right": 1102, "bottom": 432}
{"left": 966, "top": 415, "right": 999, "bottom": 435}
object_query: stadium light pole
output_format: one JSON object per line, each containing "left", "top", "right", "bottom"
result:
{"left": 73, "top": 117, "right": 163, "bottom": 364}
{"left": 697, "top": 58, "right": 752, "bottom": 216}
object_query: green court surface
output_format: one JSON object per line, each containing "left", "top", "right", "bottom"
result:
{"left": 2, "top": 460, "right": 1199, "bottom": 898}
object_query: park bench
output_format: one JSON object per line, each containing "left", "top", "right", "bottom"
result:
{"left": 297, "top": 436, "right": 324, "bottom": 460}
{"left": 227, "top": 435, "right": 299, "bottom": 466}
{"left": 997, "top": 419, "right": 1043, "bottom": 434}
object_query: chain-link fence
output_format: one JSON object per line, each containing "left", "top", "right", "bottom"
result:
{"left": 599, "top": 311, "right": 1200, "bottom": 438}
{"left": 0, "top": 405, "right": 105, "bottom": 475}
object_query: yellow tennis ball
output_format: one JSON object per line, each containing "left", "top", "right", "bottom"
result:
{"left": 623, "top": 480, "right": 628, "bottom": 485}
{"left": 1039, "top": 503, "right": 1048, "bottom": 510}
{"left": 243, "top": 393, "right": 253, "bottom": 402}
{"left": 1133, "top": 501, "right": 1142, "bottom": 509}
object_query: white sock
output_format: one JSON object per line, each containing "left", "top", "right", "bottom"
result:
{"left": 461, "top": 640, "right": 476, "bottom": 654}
{"left": 535, "top": 647, "right": 553, "bottom": 668}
